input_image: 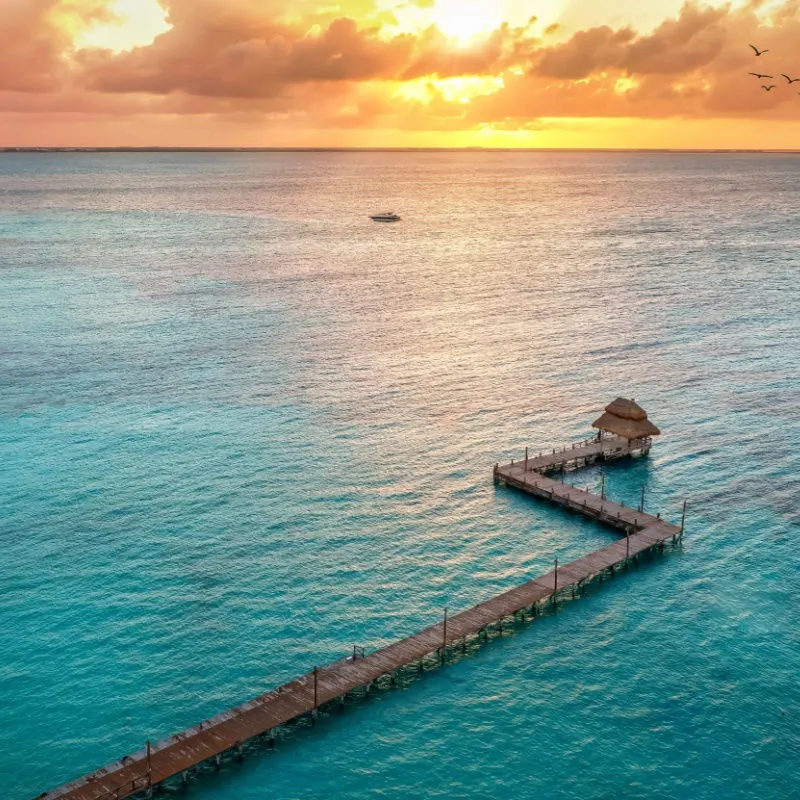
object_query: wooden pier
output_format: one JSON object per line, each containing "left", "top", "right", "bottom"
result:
{"left": 39, "top": 435, "right": 682, "bottom": 800}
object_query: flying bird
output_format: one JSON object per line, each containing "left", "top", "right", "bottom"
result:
{"left": 749, "top": 72, "right": 773, "bottom": 79}
{"left": 761, "top": 84, "right": 777, "bottom": 91}
{"left": 749, "top": 44, "right": 769, "bottom": 56}
{"left": 781, "top": 73, "right": 800, "bottom": 84}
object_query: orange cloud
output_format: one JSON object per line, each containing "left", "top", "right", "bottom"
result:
{"left": 77, "top": 16, "right": 417, "bottom": 97}
{"left": 475, "top": 1, "right": 800, "bottom": 123}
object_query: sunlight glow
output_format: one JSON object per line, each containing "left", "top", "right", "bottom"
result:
{"left": 394, "top": 76, "right": 505, "bottom": 105}
{"left": 614, "top": 77, "right": 640, "bottom": 94}
{"left": 76, "top": 0, "right": 170, "bottom": 52}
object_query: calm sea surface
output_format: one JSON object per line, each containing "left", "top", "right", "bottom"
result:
{"left": 1, "top": 151, "right": 798, "bottom": 800}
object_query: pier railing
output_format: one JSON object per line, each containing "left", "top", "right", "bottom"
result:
{"left": 95, "top": 776, "right": 148, "bottom": 800}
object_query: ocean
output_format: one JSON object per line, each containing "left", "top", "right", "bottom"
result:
{"left": 0, "top": 151, "right": 798, "bottom": 800}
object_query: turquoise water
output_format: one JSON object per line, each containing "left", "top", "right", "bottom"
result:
{"left": 1, "top": 151, "right": 798, "bottom": 800}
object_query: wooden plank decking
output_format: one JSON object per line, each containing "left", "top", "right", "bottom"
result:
{"left": 40, "top": 436, "right": 681, "bottom": 800}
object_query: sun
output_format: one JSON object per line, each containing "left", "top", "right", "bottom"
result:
{"left": 429, "top": 0, "right": 505, "bottom": 42}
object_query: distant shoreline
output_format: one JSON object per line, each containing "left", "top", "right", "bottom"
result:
{"left": 2, "top": 147, "right": 800, "bottom": 155}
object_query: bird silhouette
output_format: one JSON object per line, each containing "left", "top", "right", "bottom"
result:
{"left": 749, "top": 72, "right": 773, "bottom": 79}
{"left": 781, "top": 73, "right": 800, "bottom": 84}
{"left": 749, "top": 44, "right": 769, "bottom": 56}
{"left": 761, "top": 84, "right": 777, "bottom": 91}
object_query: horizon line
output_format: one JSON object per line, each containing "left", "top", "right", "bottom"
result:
{"left": 2, "top": 146, "right": 800, "bottom": 155}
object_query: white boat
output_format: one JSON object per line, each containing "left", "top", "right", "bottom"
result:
{"left": 370, "top": 212, "right": 401, "bottom": 222}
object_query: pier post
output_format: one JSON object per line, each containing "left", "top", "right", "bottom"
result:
{"left": 626, "top": 530, "right": 630, "bottom": 561}
{"left": 553, "top": 558, "right": 558, "bottom": 604}
{"left": 215, "top": 753, "right": 221, "bottom": 770}
{"left": 680, "top": 501, "right": 687, "bottom": 537}
{"left": 640, "top": 486, "right": 645, "bottom": 513}
{"left": 312, "top": 666, "right": 319, "bottom": 722}
{"left": 146, "top": 739, "right": 152, "bottom": 799}
{"left": 440, "top": 607, "right": 448, "bottom": 663}
{"left": 525, "top": 447, "right": 528, "bottom": 472}
{"left": 601, "top": 474, "right": 606, "bottom": 500}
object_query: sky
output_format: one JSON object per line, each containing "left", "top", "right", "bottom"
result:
{"left": 1, "top": 0, "right": 800, "bottom": 148}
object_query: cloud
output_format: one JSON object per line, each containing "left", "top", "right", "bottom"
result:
{"left": 77, "top": 16, "right": 417, "bottom": 97}
{"left": 0, "top": 0, "right": 77, "bottom": 91}
{"left": 2, "top": 0, "right": 800, "bottom": 145}
{"left": 535, "top": 26, "right": 636, "bottom": 79}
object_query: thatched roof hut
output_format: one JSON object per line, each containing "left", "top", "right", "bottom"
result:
{"left": 592, "top": 398, "right": 661, "bottom": 441}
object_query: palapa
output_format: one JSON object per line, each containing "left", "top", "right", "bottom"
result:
{"left": 592, "top": 397, "right": 660, "bottom": 441}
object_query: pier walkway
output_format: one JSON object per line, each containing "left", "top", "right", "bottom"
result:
{"left": 41, "top": 436, "right": 681, "bottom": 800}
